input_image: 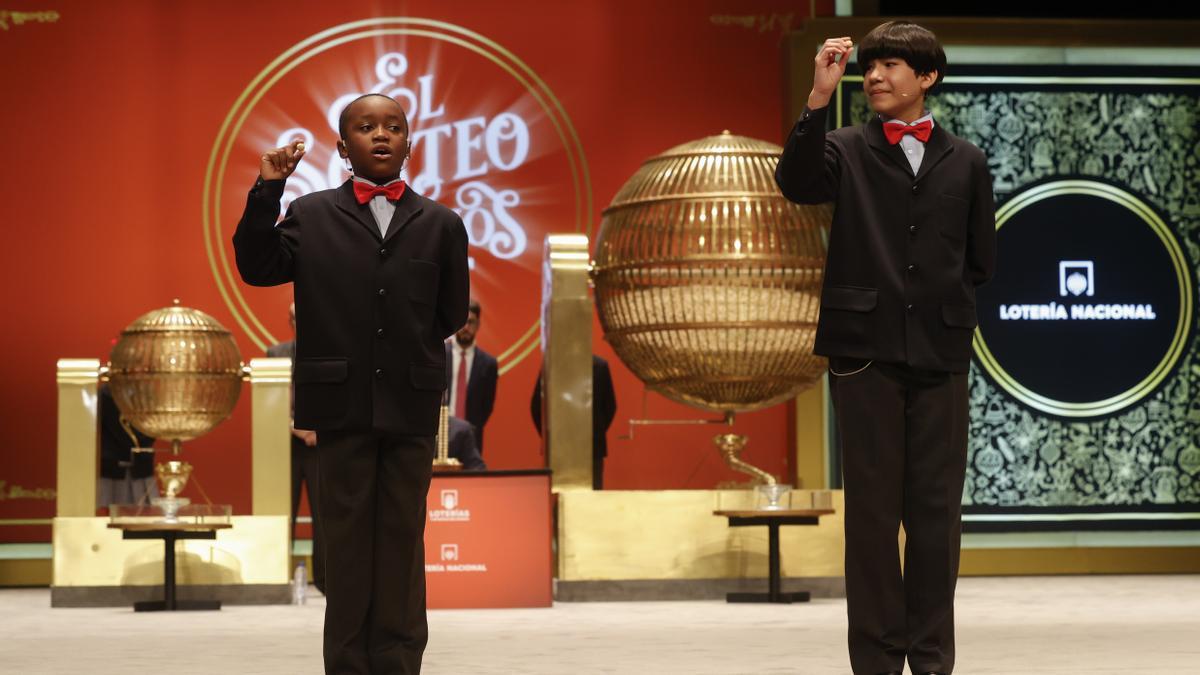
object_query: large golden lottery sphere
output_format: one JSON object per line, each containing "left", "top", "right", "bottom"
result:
{"left": 593, "top": 132, "right": 831, "bottom": 413}
{"left": 107, "top": 301, "right": 244, "bottom": 445}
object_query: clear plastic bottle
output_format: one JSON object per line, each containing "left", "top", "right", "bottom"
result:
{"left": 292, "top": 560, "right": 307, "bottom": 605}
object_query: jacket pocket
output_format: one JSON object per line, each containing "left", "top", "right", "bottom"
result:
{"left": 408, "top": 259, "right": 440, "bottom": 306}
{"left": 939, "top": 193, "right": 969, "bottom": 241}
{"left": 294, "top": 358, "right": 349, "bottom": 427}
{"left": 821, "top": 285, "right": 878, "bottom": 312}
{"left": 295, "top": 357, "right": 349, "bottom": 383}
{"left": 410, "top": 363, "right": 447, "bottom": 391}
{"left": 941, "top": 304, "right": 978, "bottom": 328}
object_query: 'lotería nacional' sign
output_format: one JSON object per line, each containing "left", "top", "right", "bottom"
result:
{"left": 975, "top": 179, "right": 1193, "bottom": 419}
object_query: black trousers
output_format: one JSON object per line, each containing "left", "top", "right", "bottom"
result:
{"left": 291, "top": 437, "right": 325, "bottom": 592}
{"left": 318, "top": 431, "right": 435, "bottom": 675}
{"left": 829, "top": 359, "right": 969, "bottom": 675}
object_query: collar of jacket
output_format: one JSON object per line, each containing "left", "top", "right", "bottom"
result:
{"left": 865, "top": 115, "right": 954, "bottom": 182}
{"left": 334, "top": 179, "right": 424, "bottom": 243}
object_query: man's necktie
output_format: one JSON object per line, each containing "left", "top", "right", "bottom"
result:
{"left": 454, "top": 349, "right": 468, "bottom": 418}
{"left": 353, "top": 180, "right": 406, "bottom": 205}
{"left": 883, "top": 120, "right": 932, "bottom": 145}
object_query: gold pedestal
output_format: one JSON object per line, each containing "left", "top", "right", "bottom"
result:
{"left": 541, "top": 234, "right": 594, "bottom": 492}
{"left": 52, "top": 358, "right": 294, "bottom": 604}
{"left": 713, "top": 428, "right": 777, "bottom": 487}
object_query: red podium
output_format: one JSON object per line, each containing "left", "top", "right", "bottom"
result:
{"left": 425, "top": 470, "right": 552, "bottom": 609}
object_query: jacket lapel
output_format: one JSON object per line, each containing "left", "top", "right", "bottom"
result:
{"left": 866, "top": 117, "right": 955, "bottom": 182}
{"left": 913, "top": 124, "right": 954, "bottom": 183}
{"left": 382, "top": 187, "right": 424, "bottom": 245}
{"left": 866, "top": 117, "right": 916, "bottom": 177}
{"left": 334, "top": 181, "right": 383, "bottom": 241}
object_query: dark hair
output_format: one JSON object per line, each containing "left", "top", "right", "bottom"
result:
{"left": 337, "top": 93, "right": 407, "bottom": 138}
{"left": 468, "top": 299, "right": 481, "bottom": 318}
{"left": 857, "top": 21, "right": 947, "bottom": 94}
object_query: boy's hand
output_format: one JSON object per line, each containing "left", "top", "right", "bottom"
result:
{"left": 809, "top": 37, "right": 853, "bottom": 109}
{"left": 260, "top": 139, "right": 307, "bottom": 181}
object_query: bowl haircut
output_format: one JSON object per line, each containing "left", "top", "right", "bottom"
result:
{"left": 857, "top": 21, "right": 947, "bottom": 94}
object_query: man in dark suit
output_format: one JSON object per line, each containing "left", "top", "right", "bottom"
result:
{"left": 775, "top": 22, "right": 995, "bottom": 675}
{"left": 234, "top": 93, "right": 469, "bottom": 675}
{"left": 266, "top": 302, "right": 325, "bottom": 594}
{"left": 444, "top": 300, "right": 498, "bottom": 453}
{"left": 531, "top": 355, "right": 617, "bottom": 490}
{"left": 446, "top": 416, "right": 486, "bottom": 471}
{"left": 96, "top": 382, "right": 156, "bottom": 508}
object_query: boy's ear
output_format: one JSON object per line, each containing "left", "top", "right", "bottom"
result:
{"left": 336, "top": 139, "right": 348, "bottom": 158}
{"left": 919, "top": 70, "right": 938, "bottom": 92}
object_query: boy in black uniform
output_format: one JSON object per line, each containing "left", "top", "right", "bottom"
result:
{"left": 775, "top": 22, "right": 996, "bottom": 675}
{"left": 234, "top": 93, "right": 470, "bottom": 674}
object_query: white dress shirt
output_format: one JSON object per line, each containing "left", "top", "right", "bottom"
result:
{"left": 882, "top": 110, "right": 935, "bottom": 174}
{"left": 351, "top": 176, "right": 404, "bottom": 237}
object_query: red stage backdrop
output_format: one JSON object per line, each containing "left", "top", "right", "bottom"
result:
{"left": 0, "top": 0, "right": 832, "bottom": 543}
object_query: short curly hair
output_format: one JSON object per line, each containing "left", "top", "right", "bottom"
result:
{"left": 337, "top": 93, "right": 408, "bottom": 139}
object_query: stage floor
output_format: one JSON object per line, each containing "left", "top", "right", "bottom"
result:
{"left": 2, "top": 575, "right": 1197, "bottom": 673}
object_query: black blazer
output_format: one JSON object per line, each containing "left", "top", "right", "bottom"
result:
{"left": 531, "top": 355, "right": 617, "bottom": 459}
{"left": 444, "top": 343, "right": 498, "bottom": 452}
{"left": 447, "top": 416, "right": 486, "bottom": 471}
{"left": 233, "top": 178, "right": 470, "bottom": 435}
{"left": 99, "top": 384, "right": 155, "bottom": 479}
{"left": 775, "top": 106, "right": 996, "bottom": 372}
{"left": 265, "top": 339, "right": 295, "bottom": 360}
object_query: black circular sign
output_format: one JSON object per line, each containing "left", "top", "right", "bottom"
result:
{"left": 974, "top": 179, "right": 1192, "bottom": 418}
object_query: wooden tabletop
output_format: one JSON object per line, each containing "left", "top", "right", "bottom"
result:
{"left": 713, "top": 509, "right": 836, "bottom": 518}
{"left": 107, "top": 522, "right": 232, "bottom": 532}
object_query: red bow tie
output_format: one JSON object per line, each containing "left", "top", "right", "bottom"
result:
{"left": 883, "top": 120, "right": 932, "bottom": 145}
{"left": 353, "top": 180, "right": 407, "bottom": 205}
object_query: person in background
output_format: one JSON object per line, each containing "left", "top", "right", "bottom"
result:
{"left": 445, "top": 300, "right": 497, "bottom": 453}
{"left": 446, "top": 416, "right": 486, "bottom": 471}
{"left": 96, "top": 382, "right": 156, "bottom": 509}
{"left": 266, "top": 302, "right": 325, "bottom": 594}
{"left": 531, "top": 355, "right": 617, "bottom": 490}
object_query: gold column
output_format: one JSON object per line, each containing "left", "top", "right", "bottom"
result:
{"left": 248, "top": 357, "right": 291, "bottom": 516}
{"left": 792, "top": 377, "right": 828, "bottom": 489}
{"left": 56, "top": 359, "right": 101, "bottom": 517}
{"left": 542, "top": 234, "right": 593, "bottom": 491}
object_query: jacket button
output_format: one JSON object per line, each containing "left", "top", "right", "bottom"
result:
{"left": 909, "top": 225, "right": 918, "bottom": 234}
{"left": 907, "top": 264, "right": 917, "bottom": 273}
{"left": 911, "top": 183, "right": 919, "bottom": 194}
{"left": 906, "top": 303, "right": 914, "bottom": 312}
{"left": 378, "top": 288, "right": 386, "bottom": 296}
{"left": 375, "top": 368, "right": 385, "bottom": 379}
{"left": 379, "top": 248, "right": 387, "bottom": 256}
{"left": 376, "top": 328, "right": 385, "bottom": 338}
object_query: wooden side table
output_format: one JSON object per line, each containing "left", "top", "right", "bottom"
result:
{"left": 108, "top": 522, "right": 232, "bottom": 611}
{"left": 713, "top": 509, "right": 835, "bottom": 604}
